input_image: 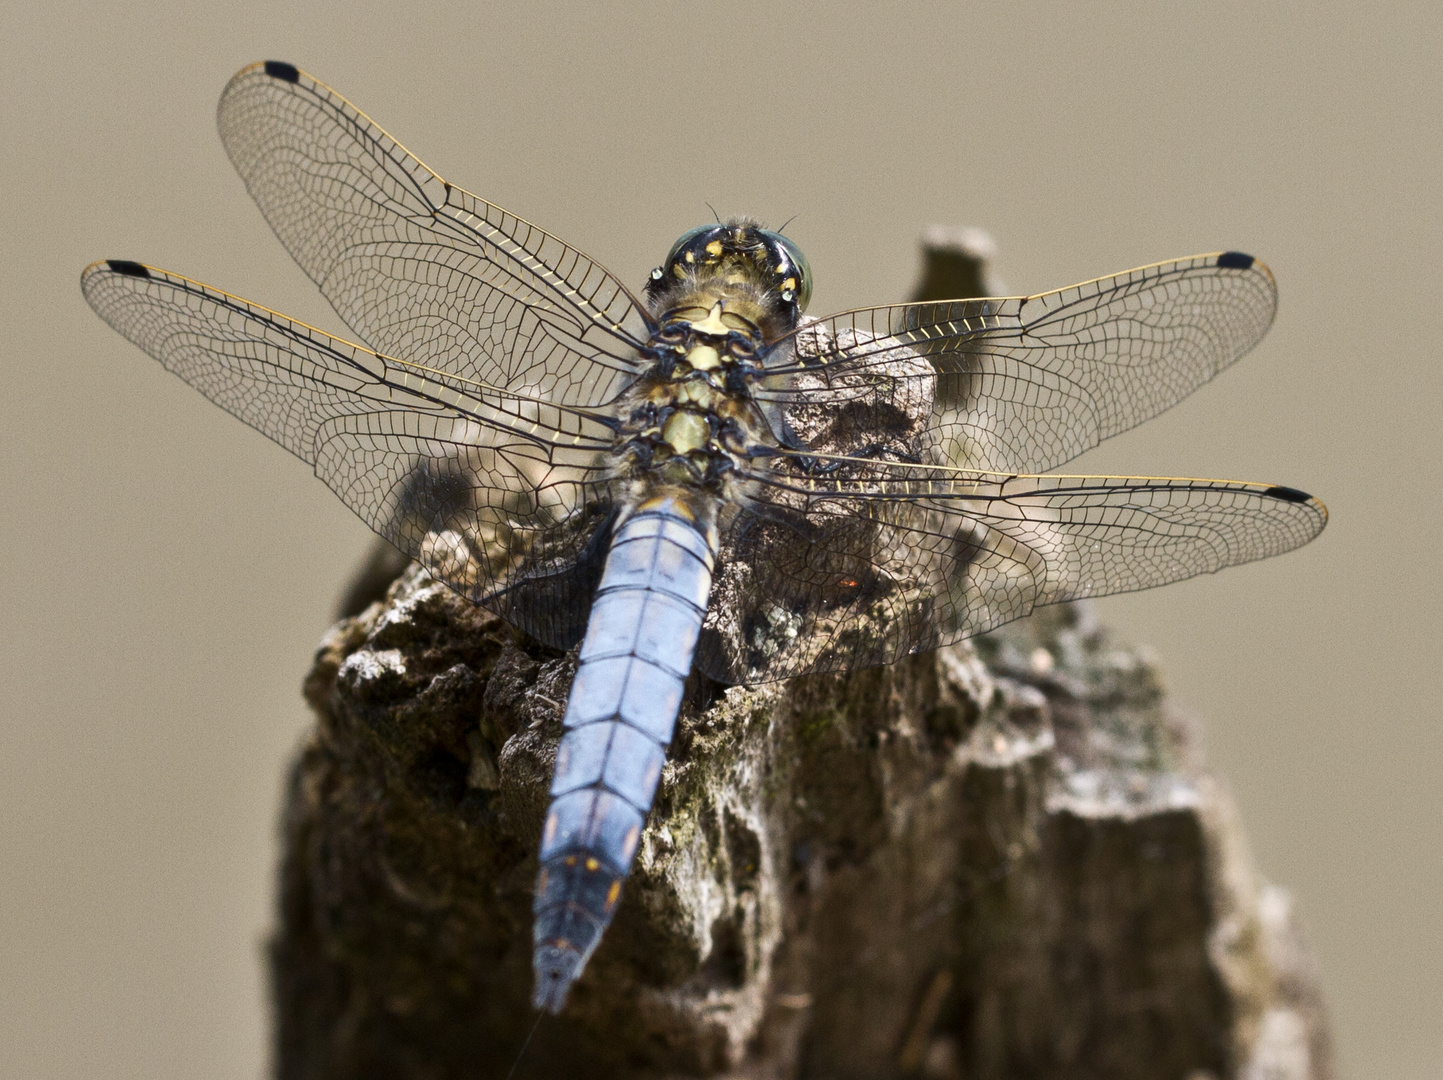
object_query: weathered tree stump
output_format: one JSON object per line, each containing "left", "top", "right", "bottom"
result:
{"left": 270, "top": 232, "right": 1333, "bottom": 1080}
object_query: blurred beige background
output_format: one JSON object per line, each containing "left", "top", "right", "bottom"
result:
{"left": 2, "top": 2, "right": 1437, "bottom": 1077}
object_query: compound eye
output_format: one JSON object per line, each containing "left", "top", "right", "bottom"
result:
{"left": 763, "top": 231, "right": 813, "bottom": 313}
{"left": 664, "top": 225, "right": 726, "bottom": 271}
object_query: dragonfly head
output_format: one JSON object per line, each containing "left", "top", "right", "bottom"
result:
{"left": 646, "top": 219, "right": 812, "bottom": 340}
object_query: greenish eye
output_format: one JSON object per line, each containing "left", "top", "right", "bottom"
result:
{"left": 763, "top": 231, "right": 813, "bottom": 312}
{"left": 664, "top": 225, "right": 722, "bottom": 270}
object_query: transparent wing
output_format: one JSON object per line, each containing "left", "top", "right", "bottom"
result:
{"left": 216, "top": 60, "right": 651, "bottom": 409}
{"left": 764, "top": 252, "right": 1277, "bottom": 474}
{"left": 697, "top": 461, "right": 1326, "bottom": 684}
{"left": 81, "top": 259, "right": 619, "bottom": 648}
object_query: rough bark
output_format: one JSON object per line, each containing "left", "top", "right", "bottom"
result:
{"left": 269, "top": 231, "right": 1334, "bottom": 1080}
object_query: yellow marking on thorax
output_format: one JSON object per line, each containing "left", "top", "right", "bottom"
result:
{"left": 662, "top": 410, "right": 710, "bottom": 453}
{"left": 638, "top": 494, "right": 697, "bottom": 520}
{"left": 686, "top": 343, "right": 721, "bottom": 371}
{"left": 674, "top": 377, "right": 720, "bottom": 407}
{"left": 686, "top": 301, "right": 730, "bottom": 338}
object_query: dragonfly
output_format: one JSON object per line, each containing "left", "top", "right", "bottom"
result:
{"left": 82, "top": 60, "right": 1327, "bottom": 1014}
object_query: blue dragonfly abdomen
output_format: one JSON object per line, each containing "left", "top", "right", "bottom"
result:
{"left": 531, "top": 496, "right": 716, "bottom": 1011}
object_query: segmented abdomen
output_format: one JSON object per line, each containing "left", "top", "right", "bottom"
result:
{"left": 531, "top": 497, "right": 714, "bottom": 1011}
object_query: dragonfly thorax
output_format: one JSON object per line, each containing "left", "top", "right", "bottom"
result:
{"left": 615, "top": 298, "right": 775, "bottom": 499}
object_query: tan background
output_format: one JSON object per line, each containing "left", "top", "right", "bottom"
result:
{"left": 2, "top": 2, "right": 1437, "bottom": 1076}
